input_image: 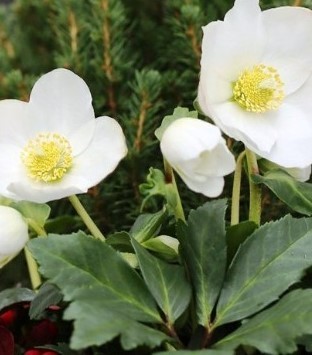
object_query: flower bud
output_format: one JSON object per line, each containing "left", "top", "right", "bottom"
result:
{"left": 0, "top": 206, "right": 28, "bottom": 267}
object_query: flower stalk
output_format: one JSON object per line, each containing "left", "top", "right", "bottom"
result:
{"left": 231, "top": 150, "right": 246, "bottom": 226}
{"left": 245, "top": 148, "right": 262, "bottom": 225}
{"left": 69, "top": 195, "right": 106, "bottom": 241}
{"left": 24, "top": 247, "right": 42, "bottom": 290}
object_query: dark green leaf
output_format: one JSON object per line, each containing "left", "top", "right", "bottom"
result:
{"left": 106, "top": 231, "right": 133, "bottom": 252}
{"left": 29, "top": 282, "right": 63, "bottom": 319}
{"left": 226, "top": 221, "right": 257, "bottom": 265}
{"left": 215, "top": 289, "right": 312, "bottom": 354}
{"left": 252, "top": 169, "right": 312, "bottom": 216}
{"left": 0, "top": 288, "right": 35, "bottom": 311}
{"left": 154, "top": 350, "right": 233, "bottom": 355}
{"left": 12, "top": 201, "right": 50, "bottom": 229}
{"left": 29, "top": 233, "right": 164, "bottom": 349}
{"left": 179, "top": 200, "right": 227, "bottom": 327}
{"left": 215, "top": 216, "right": 312, "bottom": 327}
{"left": 130, "top": 207, "right": 168, "bottom": 243}
{"left": 132, "top": 238, "right": 191, "bottom": 323}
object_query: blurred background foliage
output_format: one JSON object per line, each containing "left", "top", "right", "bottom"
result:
{"left": 0, "top": 0, "right": 311, "bottom": 288}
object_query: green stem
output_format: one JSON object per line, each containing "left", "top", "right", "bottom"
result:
{"left": 69, "top": 195, "right": 105, "bottom": 241}
{"left": 163, "top": 159, "right": 185, "bottom": 222}
{"left": 245, "top": 149, "right": 262, "bottom": 225}
{"left": 231, "top": 150, "right": 246, "bottom": 226}
{"left": 24, "top": 246, "right": 42, "bottom": 290}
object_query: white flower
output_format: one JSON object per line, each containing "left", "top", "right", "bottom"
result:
{"left": 198, "top": 0, "right": 312, "bottom": 169}
{"left": 0, "top": 206, "right": 28, "bottom": 268}
{"left": 160, "top": 118, "right": 235, "bottom": 197}
{"left": 0, "top": 69, "right": 128, "bottom": 203}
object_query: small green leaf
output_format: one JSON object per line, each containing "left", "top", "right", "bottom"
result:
{"left": 226, "top": 221, "right": 257, "bottom": 265}
{"left": 132, "top": 238, "right": 191, "bottom": 324}
{"left": 0, "top": 288, "right": 35, "bottom": 311}
{"left": 106, "top": 231, "right": 132, "bottom": 252}
{"left": 29, "top": 283, "right": 63, "bottom": 319}
{"left": 155, "top": 107, "right": 197, "bottom": 141}
{"left": 179, "top": 200, "right": 227, "bottom": 327}
{"left": 215, "top": 216, "right": 312, "bottom": 327}
{"left": 252, "top": 169, "right": 312, "bottom": 216}
{"left": 215, "top": 289, "right": 312, "bottom": 354}
{"left": 130, "top": 207, "right": 168, "bottom": 243}
{"left": 139, "top": 168, "right": 167, "bottom": 207}
{"left": 12, "top": 200, "right": 50, "bottom": 228}
{"left": 143, "top": 235, "right": 179, "bottom": 262}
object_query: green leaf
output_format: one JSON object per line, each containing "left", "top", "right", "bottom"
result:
{"left": 226, "top": 221, "right": 257, "bottom": 265}
{"left": 215, "top": 216, "right": 312, "bottom": 327}
{"left": 139, "top": 168, "right": 167, "bottom": 208}
{"left": 106, "top": 231, "right": 133, "bottom": 252}
{"left": 252, "top": 169, "right": 312, "bottom": 216}
{"left": 132, "top": 238, "right": 191, "bottom": 324}
{"left": 179, "top": 200, "right": 227, "bottom": 327}
{"left": 130, "top": 207, "right": 168, "bottom": 243}
{"left": 0, "top": 288, "right": 35, "bottom": 311}
{"left": 29, "top": 283, "right": 63, "bottom": 319}
{"left": 155, "top": 106, "right": 198, "bottom": 141}
{"left": 143, "top": 235, "right": 179, "bottom": 262}
{"left": 11, "top": 200, "right": 50, "bottom": 228}
{"left": 29, "top": 233, "right": 164, "bottom": 349}
{"left": 65, "top": 293, "right": 169, "bottom": 350}
{"left": 215, "top": 289, "right": 312, "bottom": 354}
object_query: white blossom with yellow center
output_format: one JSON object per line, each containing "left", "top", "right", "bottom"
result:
{"left": 198, "top": 0, "right": 312, "bottom": 169}
{"left": 0, "top": 69, "right": 128, "bottom": 203}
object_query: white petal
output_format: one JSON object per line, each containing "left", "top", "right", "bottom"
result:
{"left": 0, "top": 100, "right": 36, "bottom": 146}
{"left": 286, "top": 74, "right": 312, "bottom": 115}
{"left": 161, "top": 118, "right": 222, "bottom": 162}
{"left": 73, "top": 116, "right": 128, "bottom": 189}
{"left": 179, "top": 173, "right": 226, "bottom": 198}
{"left": 29, "top": 68, "right": 95, "bottom": 135}
{"left": 198, "top": 0, "right": 265, "bottom": 110}
{"left": 262, "top": 6, "right": 312, "bottom": 95}
{"left": 69, "top": 119, "right": 96, "bottom": 156}
{"left": 255, "top": 103, "right": 312, "bottom": 168}
{"left": 0, "top": 206, "right": 28, "bottom": 256}
{"left": 211, "top": 102, "right": 277, "bottom": 153}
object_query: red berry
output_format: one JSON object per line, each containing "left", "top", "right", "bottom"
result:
{"left": 0, "top": 309, "right": 18, "bottom": 328}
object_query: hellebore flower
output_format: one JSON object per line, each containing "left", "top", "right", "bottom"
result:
{"left": 0, "top": 206, "right": 28, "bottom": 267}
{"left": 160, "top": 118, "right": 235, "bottom": 197}
{"left": 0, "top": 69, "right": 127, "bottom": 203}
{"left": 198, "top": 0, "right": 312, "bottom": 168}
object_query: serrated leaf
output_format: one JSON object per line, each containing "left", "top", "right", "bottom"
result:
{"left": 215, "top": 289, "right": 312, "bottom": 354}
{"left": 29, "top": 233, "right": 164, "bottom": 349}
{"left": 11, "top": 200, "right": 50, "bottom": 229}
{"left": 132, "top": 238, "right": 191, "bottom": 323}
{"left": 215, "top": 216, "right": 312, "bottom": 327}
{"left": 29, "top": 283, "right": 63, "bottom": 319}
{"left": 130, "top": 207, "right": 168, "bottom": 243}
{"left": 0, "top": 288, "right": 35, "bottom": 311}
{"left": 64, "top": 292, "right": 169, "bottom": 350}
{"left": 252, "top": 169, "right": 312, "bottom": 216}
{"left": 155, "top": 107, "right": 198, "bottom": 141}
{"left": 179, "top": 200, "right": 227, "bottom": 327}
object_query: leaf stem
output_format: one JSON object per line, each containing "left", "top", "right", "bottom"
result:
{"left": 24, "top": 246, "right": 42, "bottom": 290}
{"left": 245, "top": 149, "right": 262, "bottom": 225}
{"left": 231, "top": 150, "right": 246, "bottom": 226}
{"left": 69, "top": 195, "right": 105, "bottom": 241}
{"left": 163, "top": 159, "right": 186, "bottom": 222}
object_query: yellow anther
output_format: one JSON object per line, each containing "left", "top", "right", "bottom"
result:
{"left": 233, "top": 64, "right": 284, "bottom": 113}
{"left": 21, "top": 132, "right": 73, "bottom": 182}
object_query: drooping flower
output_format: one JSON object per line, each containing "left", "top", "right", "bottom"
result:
{"left": 198, "top": 0, "right": 312, "bottom": 169}
{"left": 160, "top": 118, "right": 235, "bottom": 197}
{"left": 0, "top": 69, "right": 127, "bottom": 203}
{"left": 0, "top": 206, "right": 28, "bottom": 267}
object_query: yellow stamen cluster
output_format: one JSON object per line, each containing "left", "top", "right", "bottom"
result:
{"left": 233, "top": 64, "right": 284, "bottom": 113}
{"left": 21, "top": 132, "right": 73, "bottom": 182}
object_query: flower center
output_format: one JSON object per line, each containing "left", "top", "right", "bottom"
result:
{"left": 232, "top": 64, "right": 284, "bottom": 113}
{"left": 21, "top": 132, "right": 73, "bottom": 182}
